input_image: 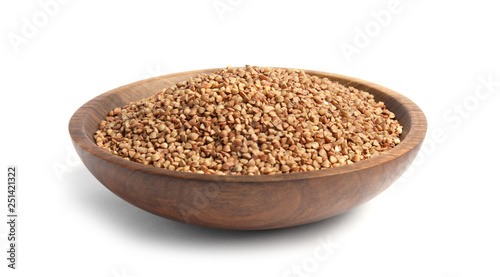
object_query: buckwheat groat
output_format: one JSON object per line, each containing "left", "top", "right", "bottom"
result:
{"left": 95, "top": 66, "right": 402, "bottom": 175}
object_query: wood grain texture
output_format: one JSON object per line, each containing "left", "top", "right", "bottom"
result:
{"left": 68, "top": 68, "right": 427, "bottom": 230}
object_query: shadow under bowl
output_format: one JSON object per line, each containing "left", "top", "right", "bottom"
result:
{"left": 68, "top": 68, "right": 427, "bottom": 230}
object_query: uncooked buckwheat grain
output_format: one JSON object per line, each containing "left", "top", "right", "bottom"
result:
{"left": 94, "top": 65, "right": 402, "bottom": 175}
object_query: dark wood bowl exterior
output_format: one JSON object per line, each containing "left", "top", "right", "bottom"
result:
{"left": 69, "top": 69, "right": 427, "bottom": 230}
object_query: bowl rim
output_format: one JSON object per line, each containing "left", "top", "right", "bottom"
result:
{"left": 69, "top": 68, "right": 427, "bottom": 183}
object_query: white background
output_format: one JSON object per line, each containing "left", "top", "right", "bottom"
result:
{"left": 1, "top": 0, "right": 499, "bottom": 276}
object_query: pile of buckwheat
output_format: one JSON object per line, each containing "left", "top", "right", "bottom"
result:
{"left": 94, "top": 65, "right": 402, "bottom": 175}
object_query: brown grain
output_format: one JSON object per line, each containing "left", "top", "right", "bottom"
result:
{"left": 94, "top": 66, "right": 403, "bottom": 175}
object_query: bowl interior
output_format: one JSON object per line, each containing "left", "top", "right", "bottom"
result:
{"left": 72, "top": 68, "right": 426, "bottom": 182}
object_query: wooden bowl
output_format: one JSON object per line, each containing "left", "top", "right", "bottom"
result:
{"left": 68, "top": 68, "right": 427, "bottom": 230}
